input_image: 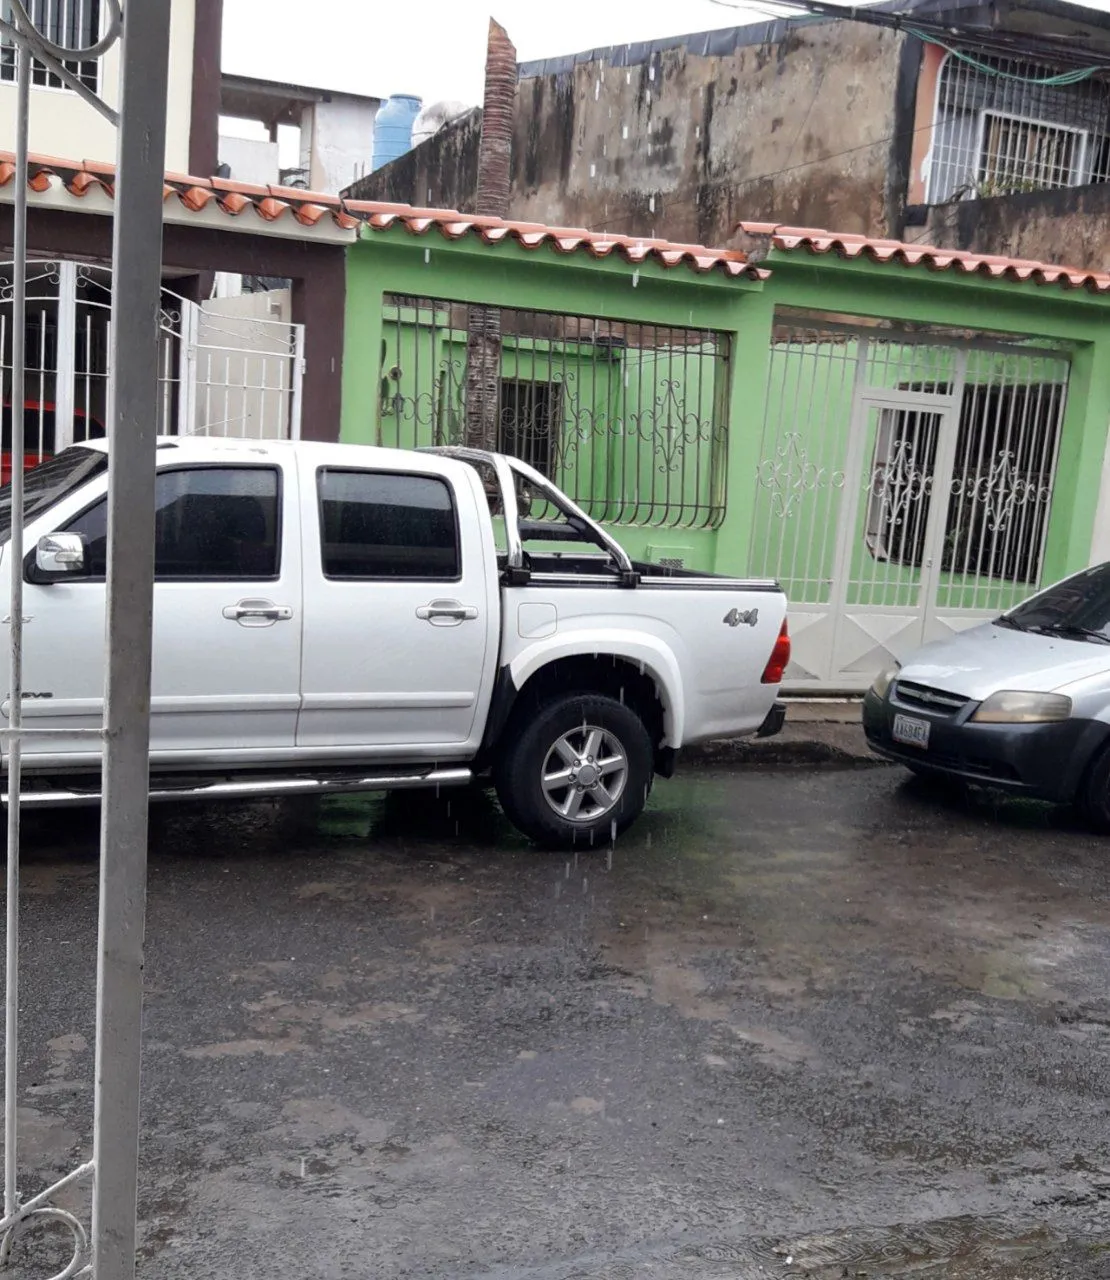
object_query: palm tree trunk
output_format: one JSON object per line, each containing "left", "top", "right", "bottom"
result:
{"left": 465, "top": 19, "right": 516, "bottom": 451}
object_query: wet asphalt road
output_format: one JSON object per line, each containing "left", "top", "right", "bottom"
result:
{"left": 9, "top": 763, "right": 1110, "bottom": 1278}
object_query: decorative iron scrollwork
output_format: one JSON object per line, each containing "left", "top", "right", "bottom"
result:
{"left": 757, "top": 431, "right": 846, "bottom": 519}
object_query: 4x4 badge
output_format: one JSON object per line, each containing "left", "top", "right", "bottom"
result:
{"left": 723, "top": 608, "right": 759, "bottom": 628}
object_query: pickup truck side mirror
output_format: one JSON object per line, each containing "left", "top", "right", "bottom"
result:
{"left": 25, "top": 533, "right": 90, "bottom": 584}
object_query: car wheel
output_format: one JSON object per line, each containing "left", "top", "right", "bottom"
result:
{"left": 494, "top": 693, "right": 654, "bottom": 849}
{"left": 1080, "top": 744, "right": 1110, "bottom": 832}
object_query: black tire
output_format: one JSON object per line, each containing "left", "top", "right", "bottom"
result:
{"left": 494, "top": 693, "right": 654, "bottom": 849}
{"left": 1080, "top": 743, "right": 1110, "bottom": 832}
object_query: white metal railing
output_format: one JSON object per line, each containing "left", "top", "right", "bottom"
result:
{"left": 926, "top": 50, "right": 1110, "bottom": 203}
{"left": 0, "top": 263, "right": 304, "bottom": 459}
{"left": 750, "top": 314, "right": 1071, "bottom": 688}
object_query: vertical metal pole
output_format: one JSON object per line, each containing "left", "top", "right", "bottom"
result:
{"left": 289, "top": 324, "right": 305, "bottom": 441}
{"left": 54, "top": 259, "right": 78, "bottom": 450}
{"left": 91, "top": 0, "right": 171, "bottom": 1275}
{"left": 3, "top": 39, "right": 29, "bottom": 1226}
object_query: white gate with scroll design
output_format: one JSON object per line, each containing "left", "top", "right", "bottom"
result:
{"left": 749, "top": 317, "right": 1070, "bottom": 690}
{"left": 0, "top": 260, "right": 303, "bottom": 456}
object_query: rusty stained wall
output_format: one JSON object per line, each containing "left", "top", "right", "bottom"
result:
{"left": 351, "top": 108, "right": 483, "bottom": 212}
{"left": 511, "top": 23, "right": 906, "bottom": 244}
{"left": 350, "top": 22, "right": 908, "bottom": 246}
{"left": 922, "top": 187, "right": 1110, "bottom": 272}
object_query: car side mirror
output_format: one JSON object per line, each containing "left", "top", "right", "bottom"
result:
{"left": 25, "top": 533, "right": 89, "bottom": 584}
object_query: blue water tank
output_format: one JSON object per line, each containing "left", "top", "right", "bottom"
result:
{"left": 372, "top": 95, "right": 423, "bottom": 171}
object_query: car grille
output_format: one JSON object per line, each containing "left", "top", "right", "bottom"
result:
{"left": 893, "top": 680, "right": 970, "bottom": 718}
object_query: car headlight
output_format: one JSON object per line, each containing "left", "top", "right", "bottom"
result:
{"left": 970, "top": 690, "right": 1072, "bottom": 724}
{"left": 870, "top": 663, "right": 900, "bottom": 700}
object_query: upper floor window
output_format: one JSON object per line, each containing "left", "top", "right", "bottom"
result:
{"left": 1, "top": 0, "right": 101, "bottom": 93}
{"left": 926, "top": 51, "right": 1110, "bottom": 204}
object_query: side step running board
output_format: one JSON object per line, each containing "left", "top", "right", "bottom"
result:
{"left": 5, "top": 767, "right": 474, "bottom": 809}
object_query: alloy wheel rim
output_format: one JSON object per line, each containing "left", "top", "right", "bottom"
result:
{"left": 540, "top": 724, "right": 628, "bottom": 823}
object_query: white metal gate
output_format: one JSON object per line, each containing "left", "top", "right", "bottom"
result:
{"left": 0, "top": 260, "right": 303, "bottom": 463}
{"left": 750, "top": 318, "right": 1070, "bottom": 690}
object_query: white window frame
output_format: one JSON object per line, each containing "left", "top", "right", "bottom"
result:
{"left": 0, "top": 0, "right": 104, "bottom": 96}
{"left": 975, "top": 108, "right": 1090, "bottom": 194}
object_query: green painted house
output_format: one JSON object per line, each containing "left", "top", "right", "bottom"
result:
{"left": 339, "top": 207, "right": 1110, "bottom": 690}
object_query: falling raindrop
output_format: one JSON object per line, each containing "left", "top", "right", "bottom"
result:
{"left": 594, "top": 79, "right": 600, "bottom": 100}
{"left": 646, "top": 90, "right": 652, "bottom": 107}
{"left": 648, "top": 64, "right": 656, "bottom": 81}
{"left": 695, "top": 125, "right": 701, "bottom": 139}
{"left": 632, "top": 270, "right": 640, "bottom": 288}
{"left": 622, "top": 124, "right": 629, "bottom": 140}
{"left": 582, "top": 876, "right": 589, "bottom": 894}
{"left": 648, "top": 194, "right": 655, "bottom": 213}
{"left": 590, "top": 162, "right": 596, "bottom": 178}
{"left": 606, "top": 847, "right": 613, "bottom": 872}
{"left": 626, "top": 70, "right": 631, "bottom": 84}
{"left": 647, "top": 142, "right": 653, "bottom": 157}
{"left": 424, "top": 249, "right": 431, "bottom": 265}
{"left": 565, "top": 860, "right": 571, "bottom": 880}
{"left": 609, "top": 818, "right": 618, "bottom": 843}
{"left": 646, "top": 831, "right": 652, "bottom": 848}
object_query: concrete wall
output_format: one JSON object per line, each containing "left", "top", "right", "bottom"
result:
{"left": 0, "top": 0, "right": 196, "bottom": 170}
{"left": 218, "top": 134, "right": 280, "bottom": 187}
{"left": 306, "top": 98, "right": 379, "bottom": 194}
{"left": 349, "top": 21, "right": 907, "bottom": 245}
{"left": 923, "top": 198, "right": 1110, "bottom": 270}
{"left": 919, "top": 184, "right": 1110, "bottom": 272}
{"left": 351, "top": 107, "right": 481, "bottom": 210}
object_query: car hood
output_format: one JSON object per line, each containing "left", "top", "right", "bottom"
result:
{"left": 896, "top": 623, "right": 1110, "bottom": 700}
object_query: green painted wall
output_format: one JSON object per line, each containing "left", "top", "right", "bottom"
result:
{"left": 341, "top": 228, "right": 1110, "bottom": 596}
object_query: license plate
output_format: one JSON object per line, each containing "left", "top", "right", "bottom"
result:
{"left": 892, "top": 714, "right": 930, "bottom": 749}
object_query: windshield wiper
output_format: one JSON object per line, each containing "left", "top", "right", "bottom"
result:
{"left": 1032, "top": 623, "right": 1110, "bottom": 646}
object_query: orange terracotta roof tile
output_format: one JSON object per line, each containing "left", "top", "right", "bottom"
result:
{"left": 0, "top": 148, "right": 761, "bottom": 276}
{"left": 735, "top": 222, "right": 1110, "bottom": 293}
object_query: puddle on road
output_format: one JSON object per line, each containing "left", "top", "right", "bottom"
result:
{"left": 776, "top": 1214, "right": 1105, "bottom": 1278}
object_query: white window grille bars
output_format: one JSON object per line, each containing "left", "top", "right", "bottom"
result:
{"left": 926, "top": 50, "right": 1110, "bottom": 203}
{"left": 0, "top": 0, "right": 101, "bottom": 92}
{"left": 750, "top": 314, "right": 1071, "bottom": 687}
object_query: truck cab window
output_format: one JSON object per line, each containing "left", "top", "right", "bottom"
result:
{"left": 65, "top": 466, "right": 281, "bottom": 579}
{"left": 318, "top": 469, "right": 459, "bottom": 579}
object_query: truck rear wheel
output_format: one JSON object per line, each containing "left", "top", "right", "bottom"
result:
{"left": 494, "top": 693, "right": 654, "bottom": 849}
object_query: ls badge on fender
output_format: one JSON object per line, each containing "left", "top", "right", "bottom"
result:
{"left": 723, "top": 607, "right": 759, "bottom": 628}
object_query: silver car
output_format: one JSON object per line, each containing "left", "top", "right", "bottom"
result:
{"left": 863, "top": 562, "right": 1110, "bottom": 827}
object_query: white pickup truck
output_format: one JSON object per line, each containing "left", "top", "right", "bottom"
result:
{"left": 0, "top": 438, "right": 789, "bottom": 847}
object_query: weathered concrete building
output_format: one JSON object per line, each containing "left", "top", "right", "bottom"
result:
{"left": 347, "top": 0, "right": 1110, "bottom": 269}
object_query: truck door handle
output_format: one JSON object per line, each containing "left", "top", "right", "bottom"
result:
{"left": 416, "top": 599, "right": 479, "bottom": 626}
{"left": 222, "top": 598, "right": 294, "bottom": 627}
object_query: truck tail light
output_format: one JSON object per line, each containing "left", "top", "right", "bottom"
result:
{"left": 761, "top": 621, "right": 791, "bottom": 685}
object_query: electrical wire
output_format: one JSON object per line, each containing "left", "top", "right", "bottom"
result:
{"left": 904, "top": 27, "right": 1099, "bottom": 86}
{"left": 701, "top": 0, "right": 1110, "bottom": 74}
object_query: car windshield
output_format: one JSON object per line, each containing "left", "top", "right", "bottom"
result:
{"left": 1001, "top": 563, "right": 1110, "bottom": 643}
{"left": 0, "top": 447, "right": 107, "bottom": 545}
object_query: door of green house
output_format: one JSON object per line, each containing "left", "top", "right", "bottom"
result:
{"left": 750, "top": 320, "right": 1070, "bottom": 690}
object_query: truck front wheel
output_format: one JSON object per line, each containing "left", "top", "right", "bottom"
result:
{"left": 494, "top": 693, "right": 654, "bottom": 848}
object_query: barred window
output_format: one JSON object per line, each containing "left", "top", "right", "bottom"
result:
{"left": 1, "top": 0, "right": 101, "bottom": 92}
{"left": 926, "top": 51, "right": 1110, "bottom": 203}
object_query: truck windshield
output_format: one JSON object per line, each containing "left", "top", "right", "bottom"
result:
{"left": 1001, "top": 563, "right": 1110, "bottom": 643}
{"left": 0, "top": 447, "right": 108, "bottom": 545}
